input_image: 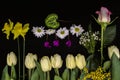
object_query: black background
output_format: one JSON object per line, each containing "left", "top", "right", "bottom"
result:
{"left": 0, "top": 0, "right": 120, "bottom": 79}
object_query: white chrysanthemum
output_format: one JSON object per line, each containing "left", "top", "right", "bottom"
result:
{"left": 56, "top": 27, "right": 69, "bottom": 39}
{"left": 70, "top": 24, "right": 84, "bottom": 37}
{"left": 45, "top": 29, "right": 56, "bottom": 35}
{"left": 32, "top": 26, "right": 45, "bottom": 38}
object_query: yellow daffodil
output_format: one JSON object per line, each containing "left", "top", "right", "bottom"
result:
{"left": 2, "top": 19, "right": 14, "bottom": 39}
{"left": 11, "top": 22, "right": 30, "bottom": 40}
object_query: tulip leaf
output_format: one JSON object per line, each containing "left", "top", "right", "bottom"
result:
{"left": 71, "top": 68, "right": 79, "bottom": 80}
{"left": 54, "top": 75, "right": 63, "bottom": 80}
{"left": 111, "top": 53, "right": 120, "bottom": 80}
{"left": 62, "top": 68, "right": 69, "bottom": 80}
{"left": 35, "top": 60, "right": 44, "bottom": 80}
{"left": 11, "top": 65, "right": 17, "bottom": 80}
{"left": 31, "top": 69, "right": 39, "bottom": 80}
{"left": 103, "top": 60, "right": 111, "bottom": 72}
{"left": 86, "top": 54, "right": 100, "bottom": 72}
{"left": 79, "top": 69, "right": 87, "bottom": 80}
{"left": 1, "top": 65, "right": 10, "bottom": 80}
{"left": 103, "top": 25, "right": 116, "bottom": 46}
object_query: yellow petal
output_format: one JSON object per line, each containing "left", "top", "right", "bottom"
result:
{"left": 21, "top": 23, "right": 30, "bottom": 39}
{"left": 2, "top": 19, "right": 13, "bottom": 39}
{"left": 12, "top": 22, "right": 22, "bottom": 40}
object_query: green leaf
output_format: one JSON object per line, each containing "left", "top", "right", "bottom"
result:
{"left": 1, "top": 65, "right": 10, "bottom": 80}
{"left": 79, "top": 70, "right": 86, "bottom": 80}
{"left": 111, "top": 53, "right": 120, "bottom": 80}
{"left": 62, "top": 68, "right": 69, "bottom": 80}
{"left": 71, "top": 68, "right": 79, "bottom": 80}
{"left": 11, "top": 65, "right": 17, "bottom": 80}
{"left": 45, "top": 13, "right": 60, "bottom": 29}
{"left": 35, "top": 60, "right": 44, "bottom": 80}
{"left": 86, "top": 54, "right": 100, "bottom": 72}
{"left": 54, "top": 75, "right": 63, "bottom": 80}
{"left": 103, "top": 25, "right": 116, "bottom": 46}
{"left": 31, "top": 69, "right": 39, "bottom": 80}
{"left": 103, "top": 60, "right": 111, "bottom": 71}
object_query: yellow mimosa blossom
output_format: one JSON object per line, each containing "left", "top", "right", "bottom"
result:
{"left": 2, "top": 19, "right": 14, "bottom": 39}
{"left": 11, "top": 22, "right": 30, "bottom": 40}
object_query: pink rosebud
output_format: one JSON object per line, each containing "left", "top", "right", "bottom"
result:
{"left": 96, "top": 6, "right": 112, "bottom": 23}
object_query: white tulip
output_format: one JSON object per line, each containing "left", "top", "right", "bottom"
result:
{"left": 40, "top": 56, "right": 52, "bottom": 72}
{"left": 51, "top": 54, "right": 63, "bottom": 68}
{"left": 66, "top": 54, "right": 76, "bottom": 69}
{"left": 25, "top": 53, "right": 37, "bottom": 69}
{"left": 108, "top": 45, "right": 120, "bottom": 59}
{"left": 7, "top": 51, "right": 17, "bottom": 66}
{"left": 75, "top": 54, "right": 86, "bottom": 70}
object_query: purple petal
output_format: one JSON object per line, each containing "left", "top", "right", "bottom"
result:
{"left": 66, "top": 40, "right": 72, "bottom": 47}
{"left": 53, "top": 40, "right": 59, "bottom": 47}
{"left": 44, "top": 41, "right": 51, "bottom": 48}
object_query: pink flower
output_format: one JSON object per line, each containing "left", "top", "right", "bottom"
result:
{"left": 96, "top": 6, "right": 112, "bottom": 23}
{"left": 53, "top": 40, "right": 60, "bottom": 47}
{"left": 66, "top": 40, "right": 72, "bottom": 47}
{"left": 44, "top": 41, "right": 51, "bottom": 48}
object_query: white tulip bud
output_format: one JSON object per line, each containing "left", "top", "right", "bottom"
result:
{"left": 25, "top": 53, "right": 37, "bottom": 69}
{"left": 7, "top": 51, "right": 17, "bottom": 66}
{"left": 108, "top": 45, "right": 120, "bottom": 59}
{"left": 40, "top": 56, "right": 52, "bottom": 72}
{"left": 66, "top": 54, "right": 76, "bottom": 69}
{"left": 75, "top": 54, "right": 86, "bottom": 70}
{"left": 51, "top": 54, "right": 63, "bottom": 68}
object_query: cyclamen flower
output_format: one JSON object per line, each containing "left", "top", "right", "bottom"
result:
{"left": 45, "top": 29, "right": 56, "bottom": 35}
{"left": 53, "top": 40, "right": 59, "bottom": 47}
{"left": 66, "top": 40, "right": 72, "bottom": 47}
{"left": 44, "top": 41, "right": 51, "bottom": 48}
{"left": 32, "top": 26, "right": 45, "bottom": 38}
{"left": 56, "top": 27, "right": 69, "bottom": 39}
{"left": 70, "top": 24, "right": 84, "bottom": 37}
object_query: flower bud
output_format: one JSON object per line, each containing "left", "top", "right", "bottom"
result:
{"left": 66, "top": 54, "right": 76, "bottom": 69}
{"left": 40, "top": 56, "right": 52, "bottom": 72}
{"left": 25, "top": 53, "right": 37, "bottom": 69}
{"left": 51, "top": 54, "right": 63, "bottom": 68}
{"left": 75, "top": 54, "right": 86, "bottom": 70}
{"left": 108, "top": 45, "right": 120, "bottom": 59}
{"left": 96, "top": 6, "right": 112, "bottom": 23}
{"left": 7, "top": 51, "right": 17, "bottom": 66}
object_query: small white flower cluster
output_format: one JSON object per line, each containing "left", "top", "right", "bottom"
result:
{"left": 79, "top": 31, "right": 100, "bottom": 46}
{"left": 32, "top": 24, "right": 84, "bottom": 39}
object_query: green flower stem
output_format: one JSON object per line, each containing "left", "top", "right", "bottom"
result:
{"left": 28, "top": 69, "right": 31, "bottom": 80}
{"left": 47, "top": 71, "right": 50, "bottom": 80}
{"left": 11, "top": 66, "right": 13, "bottom": 79}
{"left": 101, "top": 27, "right": 104, "bottom": 65}
{"left": 23, "top": 39, "right": 26, "bottom": 80}
{"left": 54, "top": 68, "right": 60, "bottom": 76}
{"left": 17, "top": 38, "right": 21, "bottom": 80}
{"left": 100, "top": 24, "right": 107, "bottom": 65}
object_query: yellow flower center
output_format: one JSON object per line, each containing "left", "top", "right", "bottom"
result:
{"left": 37, "top": 29, "right": 42, "bottom": 32}
{"left": 61, "top": 31, "right": 65, "bottom": 34}
{"left": 75, "top": 28, "right": 80, "bottom": 32}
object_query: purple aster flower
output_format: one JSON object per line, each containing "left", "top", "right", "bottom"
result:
{"left": 66, "top": 40, "right": 72, "bottom": 47}
{"left": 53, "top": 40, "right": 60, "bottom": 47}
{"left": 44, "top": 41, "right": 51, "bottom": 48}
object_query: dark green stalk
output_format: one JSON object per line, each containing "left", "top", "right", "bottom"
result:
{"left": 23, "top": 39, "right": 25, "bottom": 80}
{"left": 17, "top": 38, "right": 21, "bottom": 80}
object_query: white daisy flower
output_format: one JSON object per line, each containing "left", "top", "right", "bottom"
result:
{"left": 56, "top": 27, "right": 69, "bottom": 39}
{"left": 45, "top": 29, "right": 56, "bottom": 35}
{"left": 32, "top": 26, "right": 45, "bottom": 38}
{"left": 70, "top": 24, "right": 84, "bottom": 37}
